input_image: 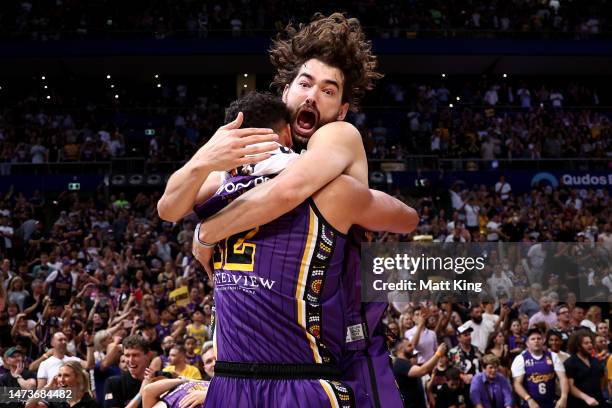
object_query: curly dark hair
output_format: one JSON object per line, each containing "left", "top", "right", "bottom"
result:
{"left": 224, "top": 91, "right": 290, "bottom": 131}
{"left": 567, "top": 329, "right": 594, "bottom": 354}
{"left": 269, "top": 12, "right": 382, "bottom": 109}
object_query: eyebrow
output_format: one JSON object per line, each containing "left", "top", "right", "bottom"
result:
{"left": 298, "top": 73, "right": 340, "bottom": 90}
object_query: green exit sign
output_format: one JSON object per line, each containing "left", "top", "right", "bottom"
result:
{"left": 68, "top": 183, "right": 80, "bottom": 191}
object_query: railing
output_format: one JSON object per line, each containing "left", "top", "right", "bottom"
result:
{"left": 1, "top": 156, "right": 609, "bottom": 175}
{"left": 2, "top": 28, "right": 612, "bottom": 41}
{"left": 438, "top": 158, "right": 611, "bottom": 172}
{"left": 6, "top": 161, "right": 111, "bottom": 175}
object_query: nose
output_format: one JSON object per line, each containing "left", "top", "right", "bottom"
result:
{"left": 305, "top": 87, "right": 318, "bottom": 105}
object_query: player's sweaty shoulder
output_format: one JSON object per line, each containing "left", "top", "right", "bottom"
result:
{"left": 308, "top": 121, "right": 362, "bottom": 148}
{"left": 308, "top": 121, "right": 368, "bottom": 185}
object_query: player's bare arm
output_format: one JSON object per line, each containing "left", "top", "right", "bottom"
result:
{"left": 157, "top": 112, "right": 279, "bottom": 222}
{"left": 311, "top": 175, "right": 418, "bottom": 234}
{"left": 195, "top": 172, "right": 417, "bottom": 277}
{"left": 196, "top": 120, "right": 366, "bottom": 245}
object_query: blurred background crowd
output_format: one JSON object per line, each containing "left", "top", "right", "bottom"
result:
{"left": 0, "top": 0, "right": 610, "bottom": 40}
{"left": 0, "top": 1, "right": 610, "bottom": 407}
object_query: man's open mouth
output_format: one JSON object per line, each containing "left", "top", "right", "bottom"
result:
{"left": 294, "top": 107, "right": 320, "bottom": 138}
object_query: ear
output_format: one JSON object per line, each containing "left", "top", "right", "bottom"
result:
{"left": 336, "top": 102, "right": 350, "bottom": 120}
{"left": 282, "top": 84, "right": 289, "bottom": 103}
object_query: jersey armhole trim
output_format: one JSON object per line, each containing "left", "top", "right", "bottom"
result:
{"left": 307, "top": 197, "right": 348, "bottom": 239}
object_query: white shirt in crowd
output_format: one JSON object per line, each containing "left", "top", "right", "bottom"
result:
{"left": 602, "top": 273, "right": 612, "bottom": 293}
{"left": 487, "top": 272, "right": 513, "bottom": 297}
{"left": 550, "top": 92, "right": 563, "bottom": 108}
{"left": 404, "top": 326, "right": 438, "bottom": 365}
{"left": 37, "top": 355, "right": 82, "bottom": 385}
{"left": 486, "top": 220, "right": 501, "bottom": 241}
{"left": 469, "top": 319, "right": 495, "bottom": 352}
{"left": 495, "top": 181, "right": 512, "bottom": 200}
{"left": 511, "top": 351, "right": 565, "bottom": 379}
{"left": 0, "top": 224, "right": 13, "bottom": 249}
{"left": 450, "top": 190, "right": 464, "bottom": 210}
{"left": 464, "top": 204, "right": 480, "bottom": 228}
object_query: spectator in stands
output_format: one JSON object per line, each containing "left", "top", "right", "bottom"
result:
{"left": 449, "top": 323, "right": 482, "bottom": 386}
{"left": 494, "top": 176, "right": 512, "bottom": 202}
{"left": 34, "top": 331, "right": 94, "bottom": 388}
{"left": 0, "top": 346, "right": 36, "bottom": 389}
{"left": 162, "top": 345, "right": 201, "bottom": 380}
{"left": 26, "top": 360, "right": 99, "bottom": 408}
{"left": 405, "top": 306, "right": 438, "bottom": 364}
{"left": 565, "top": 330, "right": 606, "bottom": 407}
{"left": 547, "top": 330, "right": 570, "bottom": 363}
{"left": 201, "top": 341, "right": 215, "bottom": 380}
{"left": 511, "top": 328, "right": 568, "bottom": 408}
{"left": 393, "top": 340, "right": 448, "bottom": 408}
{"left": 92, "top": 329, "right": 122, "bottom": 404}
{"left": 103, "top": 335, "right": 149, "bottom": 408}
{"left": 470, "top": 354, "right": 513, "bottom": 408}
{"left": 430, "top": 366, "right": 470, "bottom": 408}
{"left": 519, "top": 284, "right": 541, "bottom": 318}
{"left": 467, "top": 305, "right": 497, "bottom": 352}
{"left": 580, "top": 306, "right": 602, "bottom": 333}
{"left": 528, "top": 296, "right": 558, "bottom": 330}
{"left": 149, "top": 335, "right": 175, "bottom": 372}
{"left": 571, "top": 306, "right": 586, "bottom": 330}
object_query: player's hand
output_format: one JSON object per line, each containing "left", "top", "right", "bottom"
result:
{"left": 191, "top": 112, "right": 279, "bottom": 172}
{"left": 179, "top": 390, "right": 207, "bottom": 408}
{"left": 584, "top": 396, "right": 599, "bottom": 406}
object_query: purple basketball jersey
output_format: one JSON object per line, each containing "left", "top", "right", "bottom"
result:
{"left": 162, "top": 380, "right": 209, "bottom": 408}
{"left": 155, "top": 322, "right": 173, "bottom": 340}
{"left": 340, "top": 228, "right": 404, "bottom": 408}
{"left": 51, "top": 272, "right": 72, "bottom": 304}
{"left": 521, "top": 350, "right": 556, "bottom": 406}
{"left": 198, "top": 175, "right": 347, "bottom": 366}
{"left": 196, "top": 172, "right": 399, "bottom": 407}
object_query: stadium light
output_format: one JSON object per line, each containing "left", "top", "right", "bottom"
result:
{"left": 110, "top": 84, "right": 115, "bottom": 88}
{"left": 154, "top": 74, "right": 159, "bottom": 79}
{"left": 46, "top": 95, "right": 51, "bottom": 100}
{"left": 114, "top": 94, "right": 119, "bottom": 99}
{"left": 503, "top": 73, "right": 508, "bottom": 78}
{"left": 157, "top": 83, "right": 161, "bottom": 88}
{"left": 441, "top": 73, "right": 446, "bottom": 78}
{"left": 41, "top": 76, "right": 46, "bottom": 80}
{"left": 106, "top": 74, "right": 111, "bottom": 79}
{"left": 44, "top": 85, "right": 48, "bottom": 89}
{"left": 449, "top": 103, "right": 454, "bottom": 108}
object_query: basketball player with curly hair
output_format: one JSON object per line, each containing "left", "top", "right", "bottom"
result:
{"left": 159, "top": 13, "right": 407, "bottom": 408}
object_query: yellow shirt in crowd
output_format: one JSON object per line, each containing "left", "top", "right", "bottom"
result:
{"left": 163, "top": 364, "right": 202, "bottom": 380}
